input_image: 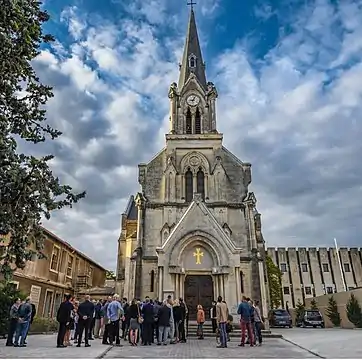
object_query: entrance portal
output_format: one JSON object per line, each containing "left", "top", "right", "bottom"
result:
{"left": 184, "top": 275, "right": 214, "bottom": 320}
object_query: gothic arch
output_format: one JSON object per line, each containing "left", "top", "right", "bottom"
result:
{"left": 180, "top": 151, "right": 210, "bottom": 175}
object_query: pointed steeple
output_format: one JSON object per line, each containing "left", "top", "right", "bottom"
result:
{"left": 178, "top": 8, "right": 207, "bottom": 90}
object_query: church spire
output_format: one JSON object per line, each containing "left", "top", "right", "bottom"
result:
{"left": 178, "top": 6, "right": 207, "bottom": 90}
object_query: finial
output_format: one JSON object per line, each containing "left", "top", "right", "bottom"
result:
{"left": 187, "top": 0, "right": 196, "bottom": 10}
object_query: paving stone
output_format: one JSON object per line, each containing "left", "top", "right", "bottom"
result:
{"left": 0, "top": 334, "right": 111, "bottom": 359}
{"left": 104, "top": 338, "right": 317, "bottom": 359}
{"left": 278, "top": 328, "right": 362, "bottom": 358}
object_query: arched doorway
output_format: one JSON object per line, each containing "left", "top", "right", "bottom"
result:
{"left": 184, "top": 275, "right": 214, "bottom": 320}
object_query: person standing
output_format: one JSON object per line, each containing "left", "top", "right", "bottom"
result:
{"left": 196, "top": 305, "right": 205, "bottom": 339}
{"left": 121, "top": 298, "right": 129, "bottom": 340}
{"left": 56, "top": 294, "right": 73, "bottom": 348}
{"left": 178, "top": 298, "right": 187, "bottom": 343}
{"left": 107, "top": 294, "right": 124, "bottom": 347}
{"left": 77, "top": 295, "right": 94, "bottom": 347}
{"left": 157, "top": 300, "right": 171, "bottom": 346}
{"left": 14, "top": 297, "right": 32, "bottom": 347}
{"left": 173, "top": 299, "right": 182, "bottom": 342}
{"left": 94, "top": 299, "right": 103, "bottom": 339}
{"left": 166, "top": 296, "right": 176, "bottom": 344}
{"left": 141, "top": 297, "right": 154, "bottom": 345}
{"left": 216, "top": 296, "right": 228, "bottom": 348}
{"left": 253, "top": 300, "right": 263, "bottom": 346}
{"left": 237, "top": 296, "right": 254, "bottom": 347}
{"left": 152, "top": 300, "right": 161, "bottom": 343}
{"left": 128, "top": 299, "right": 141, "bottom": 346}
{"left": 6, "top": 298, "right": 21, "bottom": 346}
{"left": 101, "top": 297, "right": 112, "bottom": 345}
{"left": 210, "top": 301, "right": 217, "bottom": 333}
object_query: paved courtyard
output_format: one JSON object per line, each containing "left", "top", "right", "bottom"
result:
{"left": 278, "top": 327, "right": 362, "bottom": 358}
{"left": 0, "top": 334, "right": 317, "bottom": 359}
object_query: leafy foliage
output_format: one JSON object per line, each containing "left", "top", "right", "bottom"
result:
{"left": 326, "top": 296, "right": 341, "bottom": 327}
{"left": 0, "top": 0, "right": 85, "bottom": 279}
{"left": 310, "top": 298, "right": 318, "bottom": 310}
{"left": 295, "top": 299, "right": 305, "bottom": 320}
{"left": 266, "top": 255, "right": 283, "bottom": 309}
{"left": 30, "top": 317, "right": 58, "bottom": 333}
{"left": 106, "top": 270, "right": 116, "bottom": 280}
{"left": 0, "top": 281, "right": 26, "bottom": 335}
{"left": 346, "top": 293, "right": 362, "bottom": 328}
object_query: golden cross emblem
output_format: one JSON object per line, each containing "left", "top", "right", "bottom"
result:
{"left": 193, "top": 248, "right": 204, "bottom": 265}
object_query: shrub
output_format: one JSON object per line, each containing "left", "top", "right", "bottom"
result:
{"left": 29, "top": 317, "right": 58, "bottom": 334}
{"left": 346, "top": 294, "right": 362, "bottom": 328}
{"left": 310, "top": 299, "right": 318, "bottom": 310}
{"left": 326, "top": 296, "right": 341, "bottom": 327}
{"left": 295, "top": 299, "right": 305, "bottom": 320}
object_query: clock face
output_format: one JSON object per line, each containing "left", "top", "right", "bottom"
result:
{"left": 187, "top": 94, "right": 200, "bottom": 106}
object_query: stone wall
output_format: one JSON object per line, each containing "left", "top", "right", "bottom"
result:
{"left": 305, "top": 288, "right": 362, "bottom": 329}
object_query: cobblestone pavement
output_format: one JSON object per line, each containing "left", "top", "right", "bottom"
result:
{"left": 0, "top": 334, "right": 111, "bottom": 359}
{"left": 278, "top": 327, "right": 362, "bottom": 358}
{"left": 104, "top": 338, "right": 318, "bottom": 358}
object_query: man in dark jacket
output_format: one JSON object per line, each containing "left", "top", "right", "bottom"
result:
{"left": 24, "top": 303, "right": 36, "bottom": 344}
{"left": 56, "top": 294, "right": 73, "bottom": 348}
{"left": 179, "top": 298, "right": 187, "bottom": 342}
{"left": 141, "top": 298, "right": 154, "bottom": 345}
{"left": 157, "top": 301, "right": 171, "bottom": 346}
{"left": 77, "top": 295, "right": 95, "bottom": 347}
{"left": 121, "top": 298, "right": 129, "bottom": 340}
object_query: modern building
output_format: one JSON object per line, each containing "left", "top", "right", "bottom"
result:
{"left": 115, "top": 8, "right": 269, "bottom": 320}
{"left": 1, "top": 227, "right": 107, "bottom": 318}
{"left": 267, "top": 247, "right": 362, "bottom": 308}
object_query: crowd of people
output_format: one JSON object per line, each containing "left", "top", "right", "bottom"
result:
{"left": 5, "top": 293, "right": 264, "bottom": 349}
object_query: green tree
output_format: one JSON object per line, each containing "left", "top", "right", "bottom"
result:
{"left": 0, "top": 1, "right": 85, "bottom": 280}
{"left": 326, "top": 296, "right": 341, "bottom": 327}
{"left": 295, "top": 299, "right": 305, "bottom": 320}
{"left": 0, "top": 281, "right": 26, "bottom": 336}
{"left": 106, "top": 270, "right": 116, "bottom": 280}
{"left": 310, "top": 298, "right": 318, "bottom": 310}
{"left": 266, "top": 255, "right": 283, "bottom": 308}
{"left": 346, "top": 293, "right": 362, "bottom": 328}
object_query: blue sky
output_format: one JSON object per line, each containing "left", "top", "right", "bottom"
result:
{"left": 34, "top": 0, "right": 362, "bottom": 269}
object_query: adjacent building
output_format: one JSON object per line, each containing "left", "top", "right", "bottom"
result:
{"left": 267, "top": 247, "right": 362, "bottom": 308}
{"left": 1, "top": 227, "right": 107, "bottom": 318}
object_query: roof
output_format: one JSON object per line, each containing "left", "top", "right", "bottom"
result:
{"left": 178, "top": 9, "right": 207, "bottom": 90}
{"left": 123, "top": 195, "right": 138, "bottom": 220}
{"left": 78, "top": 286, "right": 115, "bottom": 296}
{"left": 41, "top": 227, "right": 108, "bottom": 272}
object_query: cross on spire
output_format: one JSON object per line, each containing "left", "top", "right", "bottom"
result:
{"left": 187, "top": 0, "right": 196, "bottom": 10}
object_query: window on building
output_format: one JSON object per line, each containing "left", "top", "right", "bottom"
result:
{"left": 280, "top": 263, "right": 287, "bottom": 273}
{"left": 53, "top": 293, "right": 62, "bottom": 317}
{"left": 186, "top": 108, "right": 192, "bottom": 134}
{"left": 150, "top": 270, "right": 155, "bottom": 292}
{"left": 189, "top": 56, "right": 196, "bottom": 68}
{"left": 43, "top": 290, "right": 53, "bottom": 317}
{"left": 195, "top": 108, "right": 201, "bottom": 134}
{"left": 344, "top": 263, "right": 351, "bottom": 272}
{"left": 89, "top": 266, "right": 93, "bottom": 280}
{"left": 196, "top": 168, "right": 205, "bottom": 199}
{"left": 66, "top": 255, "right": 74, "bottom": 277}
{"left": 304, "top": 286, "right": 312, "bottom": 295}
{"left": 326, "top": 286, "right": 333, "bottom": 294}
{"left": 322, "top": 263, "right": 329, "bottom": 272}
{"left": 283, "top": 286, "right": 290, "bottom": 295}
{"left": 301, "top": 263, "right": 308, "bottom": 272}
{"left": 50, "top": 246, "right": 60, "bottom": 271}
{"left": 185, "top": 169, "right": 193, "bottom": 202}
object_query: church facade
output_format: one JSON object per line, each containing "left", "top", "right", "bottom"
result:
{"left": 115, "top": 9, "right": 269, "bottom": 320}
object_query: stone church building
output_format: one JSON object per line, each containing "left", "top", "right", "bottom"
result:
{"left": 115, "top": 9, "right": 269, "bottom": 319}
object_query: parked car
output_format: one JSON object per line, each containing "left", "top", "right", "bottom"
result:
{"left": 296, "top": 310, "right": 325, "bottom": 328}
{"left": 268, "top": 309, "right": 293, "bottom": 328}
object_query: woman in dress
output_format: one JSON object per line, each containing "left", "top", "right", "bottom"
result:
{"left": 128, "top": 299, "right": 141, "bottom": 346}
{"left": 196, "top": 304, "right": 205, "bottom": 340}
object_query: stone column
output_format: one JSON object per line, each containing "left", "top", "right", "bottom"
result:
{"left": 258, "top": 255, "right": 270, "bottom": 330}
{"left": 181, "top": 175, "right": 185, "bottom": 199}
{"left": 214, "top": 275, "right": 219, "bottom": 297}
{"left": 175, "top": 274, "right": 180, "bottom": 299}
{"left": 235, "top": 267, "right": 241, "bottom": 304}
{"left": 168, "top": 83, "right": 177, "bottom": 134}
{"left": 210, "top": 99, "right": 216, "bottom": 131}
{"left": 193, "top": 173, "right": 197, "bottom": 194}
{"left": 204, "top": 174, "right": 209, "bottom": 200}
{"left": 135, "top": 193, "right": 145, "bottom": 248}
{"left": 158, "top": 266, "right": 164, "bottom": 301}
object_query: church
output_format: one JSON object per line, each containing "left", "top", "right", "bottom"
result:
{"left": 115, "top": 8, "right": 270, "bottom": 320}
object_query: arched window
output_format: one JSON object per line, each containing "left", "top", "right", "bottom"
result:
{"left": 186, "top": 108, "right": 192, "bottom": 134}
{"left": 195, "top": 108, "right": 201, "bottom": 134}
{"left": 150, "top": 270, "right": 155, "bottom": 292}
{"left": 185, "top": 169, "right": 193, "bottom": 202}
{"left": 189, "top": 56, "right": 196, "bottom": 68}
{"left": 197, "top": 168, "right": 205, "bottom": 200}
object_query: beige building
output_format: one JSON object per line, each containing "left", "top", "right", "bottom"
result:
{"left": 116, "top": 9, "right": 269, "bottom": 320}
{"left": 267, "top": 247, "right": 362, "bottom": 308}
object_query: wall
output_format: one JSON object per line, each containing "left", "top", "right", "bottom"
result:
{"left": 305, "top": 288, "right": 362, "bottom": 329}
{"left": 268, "top": 247, "right": 361, "bottom": 307}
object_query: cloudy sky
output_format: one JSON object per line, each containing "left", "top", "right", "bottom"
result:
{"left": 34, "top": 0, "right": 362, "bottom": 270}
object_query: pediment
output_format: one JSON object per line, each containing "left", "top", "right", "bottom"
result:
{"left": 180, "top": 73, "right": 206, "bottom": 96}
{"left": 164, "top": 156, "right": 178, "bottom": 174}
{"left": 211, "top": 156, "right": 227, "bottom": 175}
{"left": 158, "top": 199, "right": 241, "bottom": 257}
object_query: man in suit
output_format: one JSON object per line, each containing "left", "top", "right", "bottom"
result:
{"left": 77, "top": 295, "right": 95, "bottom": 347}
{"left": 56, "top": 294, "right": 73, "bottom": 348}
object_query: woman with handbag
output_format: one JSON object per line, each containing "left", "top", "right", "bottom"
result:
{"left": 196, "top": 305, "right": 205, "bottom": 340}
{"left": 128, "top": 299, "right": 141, "bottom": 346}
